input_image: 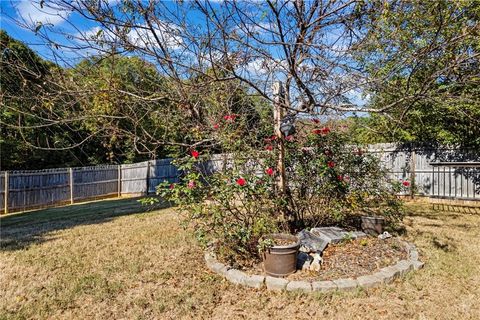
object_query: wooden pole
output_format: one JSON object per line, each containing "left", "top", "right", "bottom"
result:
{"left": 69, "top": 168, "right": 74, "bottom": 204}
{"left": 272, "top": 81, "right": 287, "bottom": 199}
{"left": 117, "top": 165, "right": 122, "bottom": 198}
{"left": 4, "top": 171, "right": 8, "bottom": 214}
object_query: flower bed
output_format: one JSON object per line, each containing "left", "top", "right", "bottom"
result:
{"left": 204, "top": 239, "right": 424, "bottom": 292}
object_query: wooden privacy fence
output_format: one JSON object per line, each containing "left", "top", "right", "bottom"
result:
{"left": 0, "top": 160, "right": 181, "bottom": 214}
{"left": 1, "top": 145, "right": 479, "bottom": 214}
{"left": 370, "top": 143, "right": 480, "bottom": 200}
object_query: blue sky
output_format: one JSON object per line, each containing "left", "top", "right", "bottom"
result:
{"left": 0, "top": 1, "right": 219, "bottom": 66}
{"left": 0, "top": 0, "right": 369, "bottom": 110}
{"left": 1, "top": 0, "right": 104, "bottom": 64}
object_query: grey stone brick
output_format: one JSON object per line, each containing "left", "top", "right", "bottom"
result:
{"left": 333, "top": 278, "right": 358, "bottom": 291}
{"left": 286, "top": 281, "right": 312, "bottom": 292}
{"left": 395, "top": 260, "right": 413, "bottom": 276}
{"left": 244, "top": 274, "right": 265, "bottom": 289}
{"left": 225, "top": 269, "right": 247, "bottom": 285}
{"left": 412, "top": 260, "right": 425, "bottom": 270}
{"left": 208, "top": 261, "right": 229, "bottom": 275}
{"left": 409, "top": 249, "right": 419, "bottom": 261}
{"left": 356, "top": 274, "right": 382, "bottom": 288}
{"left": 311, "top": 280, "right": 337, "bottom": 292}
{"left": 265, "top": 276, "right": 289, "bottom": 291}
{"left": 375, "top": 266, "right": 399, "bottom": 284}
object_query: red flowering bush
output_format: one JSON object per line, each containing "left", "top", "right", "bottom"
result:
{"left": 156, "top": 117, "right": 404, "bottom": 266}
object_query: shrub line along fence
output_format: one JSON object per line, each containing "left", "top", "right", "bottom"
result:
{"left": 1, "top": 143, "right": 479, "bottom": 214}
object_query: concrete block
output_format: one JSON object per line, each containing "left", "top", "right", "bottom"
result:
{"left": 311, "top": 280, "right": 337, "bottom": 292}
{"left": 265, "top": 276, "right": 289, "bottom": 291}
{"left": 286, "top": 280, "right": 312, "bottom": 292}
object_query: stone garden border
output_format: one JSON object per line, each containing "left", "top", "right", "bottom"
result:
{"left": 204, "top": 240, "right": 424, "bottom": 292}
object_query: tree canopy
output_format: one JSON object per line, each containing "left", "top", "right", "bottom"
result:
{"left": 2, "top": 0, "right": 479, "bottom": 169}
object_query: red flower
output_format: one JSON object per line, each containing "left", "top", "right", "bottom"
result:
{"left": 223, "top": 114, "right": 238, "bottom": 122}
{"left": 337, "top": 175, "right": 343, "bottom": 181}
{"left": 213, "top": 123, "right": 220, "bottom": 130}
{"left": 169, "top": 183, "right": 175, "bottom": 189}
{"left": 285, "top": 135, "right": 293, "bottom": 142}
{"left": 312, "top": 127, "right": 330, "bottom": 135}
{"left": 327, "top": 161, "right": 335, "bottom": 168}
{"left": 402, "top": 181, "right": 410, "bottom": 187}
{"left": 187, "top": 180, "right": 195, "bottom": 189}
{"left": 191, "top": 150, "right": 199, "bottom": 159}
{"left": 311, "top": 118, "right": 320, "bottom": 124}
{"left": 266, "top": 167, "right": 274, "bottom": 176}
{"left": 236, "top": 178, "right": 246, "bottom": 186}
{"left": 265, "top": 145, "right": 273, "bottom": 151}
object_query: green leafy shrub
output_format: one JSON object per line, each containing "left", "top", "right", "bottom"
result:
{"left": 156, "top": 117, "right": 406, "bottom": 267}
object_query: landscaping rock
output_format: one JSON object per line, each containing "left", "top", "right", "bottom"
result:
{"left": 375, "top": 266, "right": 399, "bottom": 284}
{"left": 286, "top": 280, "right": 312, "bottom": 292}
{"left": 378, "top": 231, "right": 392, "bottom": 240}
{"left": 311, "top": 280, "right": 337, "bottom": 292}
{"left": 297, "top": 229, "right": 329, "bottom": 253}
{"left": 333, "top": 278, "right": 358, "bottom": 291}
{"left": 356, "top": 274, "right": 383, "bottom": 288}
{"left": 265, "top": 276, "right": 289, "bottom": 291}
{"left": 297, "top": 252, "right": 313, "bottom": 271}
{"left": 394, "top": 260, "right": 413, "bottom": 276}
{"left": 204, "top": 253, "right": 230, "bottom": 275}
{"left": 208, "top": 261, "right": 229, "bottom": 275}
{"left": 409, "top": 248, "right": 419, "bottom": 261}
{"left": 225, "top": 269, "right": 247, "bottom": 285}
{"left": 244, "top": 275, "right": 265, "bottom": 289}
{"left": 310, "top": 227, "right": 367, "bottom": 244}
{"left": 311, "top": 227, "right": 346, "bottom": 244}
{"left": 412, "top": 260, "right": 425, "bottom": 270}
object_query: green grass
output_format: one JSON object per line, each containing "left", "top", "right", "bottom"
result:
{"left": 1, "top": 199, "right": 479, "bottom": 319}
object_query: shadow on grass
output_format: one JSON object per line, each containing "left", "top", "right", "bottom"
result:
{"left": 0, "top": 197, "right": 169, "bottom": 252}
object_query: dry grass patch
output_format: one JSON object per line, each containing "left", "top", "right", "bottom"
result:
{"left": 1, "top": 198, "right": 479, "bottom": 319}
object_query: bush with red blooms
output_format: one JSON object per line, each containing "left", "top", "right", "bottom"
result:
{"left": 156, "top": 117, "right": 405, "bottom": 266}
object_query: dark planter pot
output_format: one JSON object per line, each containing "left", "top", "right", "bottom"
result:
{"left": 262, "top": 233, "right": 300, "bottom": 277}
{"left": 361, "top": 215, "right": 386, "bottom": 236}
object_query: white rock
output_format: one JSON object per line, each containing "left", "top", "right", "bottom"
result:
{"left": 378, "top": 231, "right": 392, "bottom": 240}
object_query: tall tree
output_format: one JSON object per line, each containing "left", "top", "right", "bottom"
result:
{"left": 354, "top": 0, "right": 480, "bottom": 148}
{"left": 6, "top": 0, "right": 479, "bottom": 156}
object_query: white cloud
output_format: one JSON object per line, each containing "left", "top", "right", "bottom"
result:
{"left": 78, "top": 22, "right": 183, "bottom": 51}
{"left": 16, "top": 1, "right": 70, "bottom": 25}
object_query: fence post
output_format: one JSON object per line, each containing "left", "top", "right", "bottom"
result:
{"left": 410, "top": 150, "right": 416, "bottom": 199}
{"left": 117, "top": 165, "right": 122, "bottom": 198}
{"left": 4, "top": 171, "right": 9, "bottom": 214}
{"left": 146, "top": 161, "right": 151, "bottom": 195}
{"left": 69, "top": 168, "right": 74, "bottom": 204}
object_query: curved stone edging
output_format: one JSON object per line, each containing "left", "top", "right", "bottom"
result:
{"left": 204, "top": 240, "right": 424, "bottom": 292}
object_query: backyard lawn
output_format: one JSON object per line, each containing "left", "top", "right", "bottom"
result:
{"left": 1, "top": 198, "right": 479, "bottom": 319}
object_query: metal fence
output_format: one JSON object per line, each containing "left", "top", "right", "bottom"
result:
{"left": 1, "top": 144, "right": 479, "bottom": 214}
